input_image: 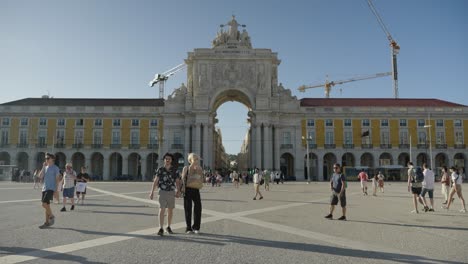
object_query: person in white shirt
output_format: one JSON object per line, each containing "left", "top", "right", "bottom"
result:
{"left": 443, "top": 166, "right": 466, "bottom": 212}
{"left": 420, "top": 163, "right": 435, "bottom": 212}
{"left": 252, "top": 168, "right": 263, "bottom": 200}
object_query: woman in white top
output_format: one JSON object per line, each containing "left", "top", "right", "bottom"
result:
{"left": 252, "top": 168, "right": 263, "bottom": 200}
{"left": 61, "top": 163, "right": 76, "bottom": 212}
{"left": 443, "top": 167, "right": 466, "bottom": 212}
{"left": 181, "top": 153, "right": 204, "bottom": 234}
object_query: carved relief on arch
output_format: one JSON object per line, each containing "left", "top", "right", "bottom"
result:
{"left": 211, "top": 61, "right": 255, "bottom": 91}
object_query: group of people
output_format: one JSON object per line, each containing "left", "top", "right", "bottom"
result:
{"left": 407, "top": 162, "right": 466, "bottom": 213}
{"left": 358, "top": 169, "right": 385, "bottom": 196}
{"left": 36, "top": 152, "right": 91, "bottom": 228}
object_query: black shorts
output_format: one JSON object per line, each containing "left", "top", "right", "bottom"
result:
{"left": 41, "top": 190, "right": 54, "bottom": 204}
{"left": 411, "top": 187, "right": 422, "bottom": 195}
{"left": 330, "top": 191, "right": 346, "bottom": 207}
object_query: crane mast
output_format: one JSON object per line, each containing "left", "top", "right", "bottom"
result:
{"left": 149, "top": 63, "right": 186, "bottom": 98}
{"left": 367, "top": 0, "right": 400, "bottom": 99}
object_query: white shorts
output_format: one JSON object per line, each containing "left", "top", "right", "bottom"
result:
{"left": 360, "top": 181, "right": 367, "bottom": 189}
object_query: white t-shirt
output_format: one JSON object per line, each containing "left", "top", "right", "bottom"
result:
{"left": 422, "top": 169, "right": 435, "bottom": 189}
{"left": 452, "top": 172, "right": 463, "bottom": 185}
{"left": 253, "top": 173, "right": 261, "bottom": 184}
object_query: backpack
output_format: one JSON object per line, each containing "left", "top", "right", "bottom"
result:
{"left": 414, "top": 168, "right": 424, "bottom": 183}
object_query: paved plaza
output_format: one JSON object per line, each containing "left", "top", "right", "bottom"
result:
{"left": 0, "top": 180, "right": 467, "bottom": 264}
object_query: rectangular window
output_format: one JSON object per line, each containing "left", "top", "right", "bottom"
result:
{"left": 282, "top": 132, "right": 291, "bottom": 144}
{"left": 399, "top": 119, "right": 407, "bottom": 127}
{"left": 150, "top": 119, "right": 158, "bottom": 127}
{"left": 325, "top": 131, "right": 334, "bottom": 144}
{"left": 113, "top": 119, "right": 121, "bottom": 127}
{"left": 74, "top": 130, "right": 84, "bottom": 144}
{"left": 307, "top": 131, "right": 316, "bottom": 144}
{"left": 325, "top": 119, "right": 333, "bottom": 127}
{"left": 436, "top": 119, "right": 444, "bottom": 127}
{"left": 418, "top": 131, "right": 427, "bottom": 144}
{"left": 307, "top": 119, "right": 315, "bottom": 127}
{"left": 173, "top": 132, "right": 182, "bottom": 145}
{"left": 56, "top": 130, "right": 65, "bottom": 144}
{"left": 75, "top": 119, "right": 84, "bottom": 126}
{"left": 455, "top": 131, "right": 463, "bottom": 144}
{"left": 131, "top": 131, "right": 140, "bottom": 144}
{"left": 19, "top": 130, "right": 28, "bottom": 144}
{"left": 20, "top": 118, "right": 28, "bottom": 126}
{"left": 131, "top": 119, "right": 140, "bottom": 127}
{"left": 94, "top": 119, "right": 102, "bottom": 126}
{"left": 381, "top": 119, "right": 389, "bottom": 127}
{"left": 150, "top": 130, "right": 158, "bottom": 144}
{"left": 417, "top": 119, "right": 425, "bottom": 127}
{"left": 362, "top": 130, "right": 371, "bottom": 144}
{"left": 344, "top": 131, "right": 352, "bottom": 144}
{"left": 381, "top": 131, "right": 389, "bottom": 144}
{"left": 454, "top": 119, "right": 462, "bottom": 127}
{"left": 436, "top": 131, "right": 445, "bottom": 144}
{"left": 344, "top": 119, "right": 352, "bottom": 127}
{"left": 400, "top": 131, "right": 408, "bottom": 144}
{"left": 93, "top": 130, "right": 102, "bottom": 144}
{"left": 38, "top": 130, "right": 47, "bottom": 145}
{"left": 362, "top": 119, "right": 370, "bottom": 127}
{"left": 39, "top": 118, "right": 47, "bottom": 126}
{"left": 112, "top": 130, "right": 121, "bottom": 144}
{"left": 1, "top": 130, "right": 9, "bottom": 144}
{"left": 57, "top": 119, "right": 65, "bottom": 127}
{"left": 1, "top": 118, "right": 10, "bottom": 126}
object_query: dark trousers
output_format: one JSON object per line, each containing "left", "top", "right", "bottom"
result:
{"left": 184, "top": 187, "right": 202, "bottom": 231}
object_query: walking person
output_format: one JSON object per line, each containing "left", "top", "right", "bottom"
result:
{"left": 37, "top": 153, "right": 61, "bottom": 228}
{"left": 53, "top": 170, "right": 63, "bottom": 204}
{"left": 324, "top": 163, "right": 347, "bottom": 220}
{"left": 377, "top": 171, "right": 385, "bottom": 193}
{"left": 443, "top": 167, "right": 466, "bottom": 212}
{"left": 149, "top": 153, "right": 181, "bottom": 236}
{"left": 420, "top": 163, "right": 435, "bottom": 212}
{"left": 372, "top": 173, "right": 378, "bottom": 196}
{"left": 407, "top": 162, "right": 424, "bottom": 214}
{"left": 181, "top": 153, "right": 204, "bottom": 234}
{"left": 232, "top": 170, "right": 239, "bottom": 188}
{"left": 358, "top": 169, "right": 369, "bottom": 195}
{"left": 76, "top": 166, "right": 90, "bottom": 205}
{"left": 60, "top": 163, "right": 77, "bottom": 212}
{"left": 252, "top": 168, "right": 263, "bottom": 200}
{"left": 440, "top": 166, "right": 451, "bottom": 205}
{"left": 263, "top": 169, "right": 271, "bottom": 191}
{"left": 33, "top": 168, "right": 41, "bottom": 189}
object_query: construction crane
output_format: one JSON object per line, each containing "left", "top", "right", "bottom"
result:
{"left": 298, "top": 72, "right": 392, "bottom": 98}
{"left": 367, "top": 0, "right": 401, "bottom": 99}
{"left": 149, "top": 63, "right": 186, "bottom": 98}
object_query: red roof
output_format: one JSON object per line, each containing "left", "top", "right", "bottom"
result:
{"left": 300, "top": 98, "right": 466, "bottom": 107}
{"left": 1, "top": 98, "right": 164, "bottom": 107}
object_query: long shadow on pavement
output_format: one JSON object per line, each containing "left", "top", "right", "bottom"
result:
{"left": 349, "top": 219, "right": 468, "bottom": 231}
{"left": 0, "top": 246, "right": 106, "bottom": 264}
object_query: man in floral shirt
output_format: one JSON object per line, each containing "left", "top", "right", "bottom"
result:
{"left": 149, "top": 153, "right": 181, "bottom": 236}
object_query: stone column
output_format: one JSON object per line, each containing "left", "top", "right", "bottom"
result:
{"left": 122, "top": 154, "right": 128, "bottom": 176}
{"left": 264, "top": 124, "right": 272, "bottom": 170}
{"left": 256, "top": 123, "right": 262, "bottom": 169}
{"left": 140, "top": 157, "right": 147, "bottom": 181}
{"left": 184, "top": 125, "right": 190, "bottom": 165}
{"left": 206, "top": 124, "right": 213, "bottom": 169}
{"left": 318, "top": 154, "right": 324, "bottom": 181}
{"left": 194, "top": 124, "right": 201, "bottom": 157}
{"left": 202, "top": 123, "right": 209, "bottom": 168}
{"left": 274, "top": 125, "right": 280, "bottom": 171}
{"left": 103, "top": 155, "right": 110, "bottom": 180}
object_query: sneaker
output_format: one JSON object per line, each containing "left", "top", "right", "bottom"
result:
{"left": 38, "top": 223, "right": 50, "bottom": 229}
{"left": 428, "top": 208, "right": 435, "bottom": 212}
{"left": 48, "top": 216, "right": 55, "bottom": 226}
{"left": 324, "top": 214, "right": 333, "bottom": 219}
{"left": 460, "top": 209, "right": 466, "bottom": 213}
{"left": 186, "top": 229, "right": 194, "bottom": 234}
{"left": 259, "top": 196, "right": 263, "bottom": 200}
{"left": 410, "top": 210, "right": 419, "bottom": 214}
{"left": 157, "top": 228, "right": 164, "bottom": 236}
{"left": 442, "top": 201, "right": 447, "bottom": 205}
{"left": 193, "top": 230, "right": 200, "bottom": 234}
{"left": 441, "top": 205, "right": 449, "bottom": 210}
{"left": 60, "top": 207, "right": 66, "bottom": 212}
{"left": 424, "top": 206, "right": 429, "bottom": 212}
{"left": 337, "top": 216, "right": 347, "bottom": 221}
{"left": 70, "top": 205, "right": 75, "bottom": 211}
{"left": 165, "top": 226, "right": 174, "bottom": 234}
{"left": 253, "top": 197, "right": 256, "bottom": 200}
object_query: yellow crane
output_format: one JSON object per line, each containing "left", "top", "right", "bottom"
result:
{"left": 367, "top": 0, "right": 400, "bottom": 99}
{"left": 298, "top": 72, "right": 391, "bottom": 98}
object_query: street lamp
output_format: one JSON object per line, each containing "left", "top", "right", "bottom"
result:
{"left": 423, "top": 124, "right": 432, "bottom": 169}
{"left": 302, "top": 135, "right": 311, "bottom": 184}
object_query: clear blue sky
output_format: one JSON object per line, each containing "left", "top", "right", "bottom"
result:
{"left": 1, "top": 0, "right": 467, "bottom": 154}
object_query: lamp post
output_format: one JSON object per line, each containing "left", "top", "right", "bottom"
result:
{"left": 302, "top": 136, "right": 311, "bottom": 184}
{"left": 423, "top": 124, "right": 433, "bottom": 169}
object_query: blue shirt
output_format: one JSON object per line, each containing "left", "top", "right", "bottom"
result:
{"left": 42, "top": 164, "right": 60, "bottom": 191}
{"left": 331, "top": 173, "right": 345, "bottom": 193}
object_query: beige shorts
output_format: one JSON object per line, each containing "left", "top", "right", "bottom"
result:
{"left": 454, "top": 184, "right": 462, "bottom": 194}
{"left": 158, "top": 190, "right": 176, "bottom": 209}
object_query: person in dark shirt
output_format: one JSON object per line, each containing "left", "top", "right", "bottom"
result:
{"left": 76, "top": 166, "right": 90, "bottom": 205}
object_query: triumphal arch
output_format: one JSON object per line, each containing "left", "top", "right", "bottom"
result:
{"left": 161, "top": 16, "right": 303, "bottom": 176}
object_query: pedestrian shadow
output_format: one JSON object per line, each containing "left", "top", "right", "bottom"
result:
{"left": 202, "top": 198, "right": 247, "bottom": 203}
{"left": 78, "top": 203, "right": 150, "bottom": 208}
{"left": 349, "top": 219, "right": 468, "bottom": 231}
{"left": 186, "top": 233, "right": 463, "bottom": 264}
{"left": 0, "top": 246, "right": 106, "bottom": 264}
{"left": 90, "top": 210, "right": 155, "bottom": 216}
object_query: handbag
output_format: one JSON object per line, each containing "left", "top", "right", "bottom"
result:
{"left": 185, "top": 166, "right": 203, "bottom": 190}
{"left": 259, "top": 179, "right": 265, "bottom": 185}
